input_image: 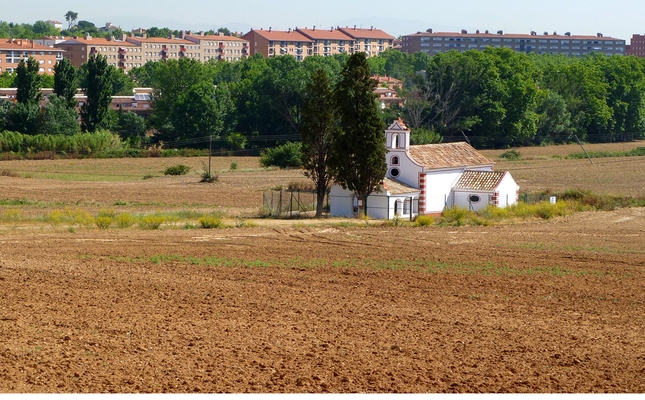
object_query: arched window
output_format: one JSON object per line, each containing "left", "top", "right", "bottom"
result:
{"left": 392, "top": 134, "right": 399, "bottom": 149}
{"left": 391, "top": 156, "right": 399, "bottom": 165}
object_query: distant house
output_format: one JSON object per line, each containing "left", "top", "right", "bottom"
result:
{"left": 330, "top": 119, "right": 519, "bottom": 219}
{"left": 47, "top": 20, "right": 63, "bottom": 30}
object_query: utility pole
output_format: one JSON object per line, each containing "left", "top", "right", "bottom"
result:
{"left": 574, "top": 134, "right": 594, "bottom": 165}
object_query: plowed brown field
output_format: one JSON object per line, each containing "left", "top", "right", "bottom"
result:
{"left": 1, "top": 153, "right": 644, "bottom": 393}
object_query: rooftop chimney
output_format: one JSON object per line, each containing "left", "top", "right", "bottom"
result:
{"left": 426, "top": 28, "right": 433, "bottom": 33}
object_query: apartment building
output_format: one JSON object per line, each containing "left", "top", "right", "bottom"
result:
{"left": 185, "top": 33, "right": 249, "bottom": 62}
{"left": 55, "top": 32, "right": 249, "bottom": 72}
{"left": 124, "top": 35, "right": 198, "bottom": 66}
{"left": 243, "top": 26, "right": 395, "bottom": 60}
{"left": 0, "top": 39, "right": 65, "bottom": 74}
{"left": 402, "top": 30, "right": 625, "bottom": 57}
{"left": 55, "top": 34, "right": 138, "bottom": 70}
{"left": 626, "top": 34, "right": 645, "bottom": 57}
{"left": 295, "top": 27, "right": 355, "bottom": 57}
{"left": 337, "top": 26, "right": 395, "bottom": 57}
{"left": 242, "top": 28, "right": 313, "bottom": 60}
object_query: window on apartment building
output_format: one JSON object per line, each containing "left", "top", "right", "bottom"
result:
{"left": 504, "top": 39, "right": 512, "bottom": 42}
{"left": 492, "top": 39, "right": 500, "bottom": 42}
{"left": 432, "top": 37, "right": 441, "bottom": 41}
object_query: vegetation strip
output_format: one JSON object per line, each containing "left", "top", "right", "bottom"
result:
{"left": 93, "top": 254, "right": 616, "bottom": 278}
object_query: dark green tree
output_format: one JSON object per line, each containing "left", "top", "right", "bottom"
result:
{"left": 167, "top": 81, "right": 228, "bottom": 144}
{"left": 0, "top": 71, "right": 15, "bottom": 87}
{"left": 6, "top": 102, "right": 41, "bottom": 134}
{"left": 331, "top": 52, "right": 386, "bottom": 216}
{"left": 116, "top": 111, "right": 147, "bottom": 146}
{"left": 40, "top": 95, "right": 81, "bottom": 135}
{"left": 80, "top": 54, "right": 113, "bottom": 132}
{"left": 300, "top": 69, "right": 339, "bottom": 217}
{"left": 15, "top": 57, "right": 41, "bottom": 104}
{"left": 53, "top": 57, "right": 79, "bottom": 109}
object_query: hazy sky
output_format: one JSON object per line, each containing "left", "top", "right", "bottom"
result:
{"left": 5, "top": 0, "right": 645, "bottom": 43}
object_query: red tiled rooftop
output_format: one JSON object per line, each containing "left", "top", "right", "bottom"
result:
{"left": 382, "top": 178, "right": 419, "bottom": 195}
{"left": 1, "top": 39, "right": 65, "bottom": 51}
{"left": 404, "top": 31, "right": 622, "bottom": 41}
{"left": 296, "top": 28, "right": 353, "bottom": 41}
{"left": 126, "top": 37, "right": 194, "bottom": 44}
{"left": 59, "top": 37, "right": 136, "bottom": 46}
{"left": 453, "top": 170, "right": 506, "bottom": 191}
{"left": 187, "top": 34, "right": 246, "bottom": 42}
{"left": 246, "top": 29, "right": 313, "bottom": 42}
{"left": 337, "top": 27, "right": 395, "bottom": 40}
{"left": 409, "top": 142, "right": 494, "bottom": 170}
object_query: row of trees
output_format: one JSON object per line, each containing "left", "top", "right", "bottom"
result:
{"left": 0, "top": 56, "right": 145, "bottom": 143}
{"left": 4, "top": 48, "right": 645, "bottom": 150}
{"left": 128, "top": 49, "right": 645, "bottom": 149}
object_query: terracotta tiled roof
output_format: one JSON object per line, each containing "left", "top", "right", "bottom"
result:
{"left": 404, "top": 31, "right": 622, "bottom": 41}
{"left": 126, "top": 37, "right": 193, "bottom": 44}
{"left": 296, "top": 28, "right": 353, "bottom": 41}
{"left": 59, "top": 38, "right": 136, "bottom": 46}
{"left": 382, "top": 178, "right": 419, "bottom": 195}
{"left": 246, "top": 29, "right": 312, "bottom": 42}
{"left": 408, "top": 142, "right": 493, "bottom": 169}
{"left": 187, "top": 34, "right": 246, "bottom": 42}
{"left": 453, "top": 170, "right": 506, "bottom": 191}
{"left": 337, "top": 27, "right": 395, "bottom": 40}
{"left": 1, "top": 39, "right": 65, "bottom": 51}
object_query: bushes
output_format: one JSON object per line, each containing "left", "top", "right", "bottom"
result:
{"left": 164, "top": 164, "right": 191, "bottom": 176}
{"left": 0, "top": 130, "right": 125, "bottom": 155}
{"left": 260, "top": 141, "right": 302, "bottom": 169}
{"left": 499, "top": 149, "right": 522, "bottom": 160}
{"left": 198, "top": 215, "right": 223, "bottom": 229}
{"left": 415, "top": 215, "right": 434, "bottom": 227}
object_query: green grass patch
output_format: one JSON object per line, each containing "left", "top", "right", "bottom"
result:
{"left": 104, "top": 253, "right": 612, "bottom": 278}
{"left": 567, "top": 146, "right": 645, "bottom": 159}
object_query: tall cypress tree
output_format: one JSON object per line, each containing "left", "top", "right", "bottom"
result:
{"left": 53, "top": 57, "right": 79, "bottom": 109}
{"left": 300, "top": 69, "right": 338, "bottom": 217}
{"left": 15, "top": 57, "right": 41, "bottom": 105}
{"left": 81, "top": 54, "right": 112, "bottom": 132}
{"left": 331, "top": 52, "right": 386, "bottom": 216}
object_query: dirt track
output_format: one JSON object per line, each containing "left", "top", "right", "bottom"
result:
{"left": 1, "top": 208, "right": 644, "bottom": 392}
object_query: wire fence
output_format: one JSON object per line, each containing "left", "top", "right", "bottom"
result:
{"left": 262, "top": 190, "right": 328, "bottom": 217}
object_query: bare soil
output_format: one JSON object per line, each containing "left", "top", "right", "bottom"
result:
{"left": 1, "top": 211, "right": 644, "bottom": 393}
{"left": 0, "top": 153, "right": 644, "bottom": 393}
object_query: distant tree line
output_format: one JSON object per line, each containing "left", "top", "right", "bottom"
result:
{"left": 3, "top": 48, "right": 645, "bottom": 153}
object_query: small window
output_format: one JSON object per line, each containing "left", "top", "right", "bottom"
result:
{"left": 391, "top": 156, "right": 399, "bottom": 166}
{"left": 390, "top": 168, "right": 400, "bottom": 178}
{"left": 468, "top": 194, "right": 481, "bottom": 203}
